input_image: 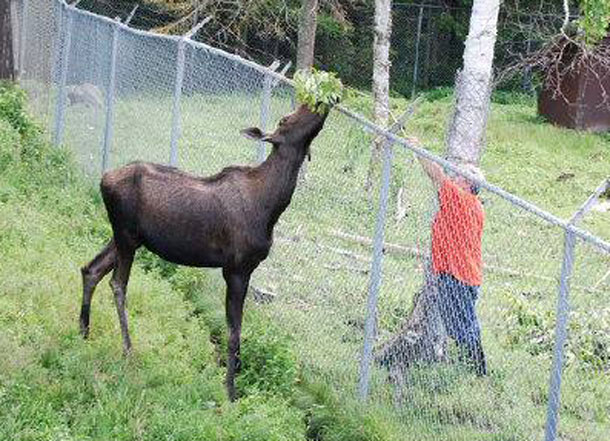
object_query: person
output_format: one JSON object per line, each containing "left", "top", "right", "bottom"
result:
{"left": 418, "top": 156, "right": 487, "bottom": 376}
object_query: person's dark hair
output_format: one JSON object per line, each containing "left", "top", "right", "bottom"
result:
{"left": 459, "top": 164, "right": 484, "bottom": 196}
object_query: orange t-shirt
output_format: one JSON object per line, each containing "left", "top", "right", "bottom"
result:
{"left": 431, "top": 179, "right": 484, "bottom": 286}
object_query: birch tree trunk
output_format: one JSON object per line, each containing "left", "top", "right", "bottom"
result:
{"left": 365, "top": 0, "right": 392, "bottom": 193}
{"left": 376, "top": 0, "right": 500, "bottom": 383}
{"left": 446, "top": 0, "right": 500, "bottom": 164}
{"left": 296, "top": 0, "right": 319, "bottom": 71}
{"left": 372, "top": 0, "right": 392, "bottom": 128}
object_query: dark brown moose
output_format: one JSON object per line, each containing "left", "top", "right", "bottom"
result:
{"left": 80, "top": 104, "right": 329, "bottom": 401}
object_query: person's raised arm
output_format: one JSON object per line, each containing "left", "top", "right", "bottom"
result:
{"left": 417, "top": 155, "right": 447, "bottom": 188}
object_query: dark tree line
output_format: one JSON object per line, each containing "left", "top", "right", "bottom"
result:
{"left": 0, "top": 0, "right": 14, "bottom": 80}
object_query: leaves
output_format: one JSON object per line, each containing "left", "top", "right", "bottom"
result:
{"left": 578, "top": 0, "right": 610, "bottom": 46}
{"left": 293, "top": 68, "right": 343, "bottom": 114}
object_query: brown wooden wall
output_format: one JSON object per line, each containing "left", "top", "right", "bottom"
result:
{"left": 538, "top": 36, "right": 610, "bottom": 132}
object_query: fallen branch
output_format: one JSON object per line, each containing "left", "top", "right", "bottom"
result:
{"left": 330, "top": 229, "right": 424, "bottom": 259}
{"left": 323, "top": 263, "right": 369, "bottom": 275}
{"left": 250, "top": 285, "right": 277, "bottom": 304}
{"left": 592, "top": 269, "right": 610, "bottom": 292}
{"left": 395, "top": 185, "right": 409, "bottom": 223}
{"left": 330, "top": 229, "right": 562, "bottom": 285}
{"left": 317, "top": 244, "right": 371, "bottom": 263}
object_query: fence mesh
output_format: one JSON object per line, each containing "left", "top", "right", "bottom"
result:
{"left": 19, "top": 0, "right": 59, "bottom": 130}
{"left": 17, "top": 1, "right": 610, "bottom": 440}
{"left": 558, "top": 238, "right": 610, "bottom": 439}
{"left": 368, "top": 143, "right": 565, "bottom": 438}
{"left": 60, "top": 9, "right": 112, "bottom": 176}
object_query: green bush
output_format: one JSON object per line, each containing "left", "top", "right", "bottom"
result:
{"left": 221, "top": 394, "right": 306, "bottom": 441}
{"left": 0, "top": 119, "right": 19, "bottom": 173}
{"left": 138, "top": 247, "right": 179, "bottom": 279}
{"left": 0, "top": 82, "right": 38, "bottom": 136}
{"left": 504, "top": 293, "right": 554, "bottom": 357}
{"left": 504, "top": 293, "right": 610, "bottom": 371}
{"left": 422, "top": 86, "right": 454, "bottom": 102}
{"left": 237, "top": 318, "right": 299, "bottom": 398}
{"left": 491, "top": 90, "right": 536, "bottom": 106}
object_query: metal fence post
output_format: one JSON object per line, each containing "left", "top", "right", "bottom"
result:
{"left": 101, "top": 19, "right": 120, "bottom": 173}
{"left": 258, "top": 60, "right": 280, "bottom": 163}
{"left": 358, "top": 137, "right": 394, "bottom": 400}
{"left": 168, "top": 17, "right": 210, "bottom": 166}
{"left": 169, "top": 38, "right": 186, "bottom": 166}
{"left": 18, "top": 0, "right": 29, "bottom": 81}
{"left": 544, "top": 229, "right": 575, "bottom": 441}
{"left": 411, "top": 5, "right": 424, "bottom": 98}
{"left": 543, "top": 179, "right": 608, "bottom": 441}
{"left": 356, "top": 104, "right": 421, "bottom": 401}
{"left": 53, "top": 2, "right": 72, "bottom": 147}
{"left": 51, "top": 0, "right": 64, "bottom": 84}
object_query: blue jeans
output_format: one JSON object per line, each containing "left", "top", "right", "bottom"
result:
{"left": 435, "top": 273, "right": 487, "bottom": 375}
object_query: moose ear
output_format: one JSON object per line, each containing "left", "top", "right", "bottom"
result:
{"left": 241, "top": 127, "right": 285, "bottom": 143}
{"left": 241, "top": 127, "right": 270, "bottom": 141}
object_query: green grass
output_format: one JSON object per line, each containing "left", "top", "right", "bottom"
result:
{"left": 4, "top": 81, "right": 610, "bottom": 440}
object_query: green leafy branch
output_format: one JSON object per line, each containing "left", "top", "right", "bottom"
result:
{"left": 293, "top": 68, "right": 343, "bottom": 114}
{"left": 577, "top": 0, "right": 610, "bottom": 46}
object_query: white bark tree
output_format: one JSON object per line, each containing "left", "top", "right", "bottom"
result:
{"left": 446, "top": 0, "right": 500, "bottom": 165}
{"left": 296, "top": 0, "right": 319, "bottom": 71}
{"left": 366, "top": 0, "right": 393, "bottom": 192}
{"left": 376, "top": 0, "right": 501, "bottom": 382}
{"left": 372, "top": 0, "right": 392, "bottom": 128}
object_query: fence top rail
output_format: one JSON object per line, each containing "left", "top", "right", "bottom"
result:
{"left": 57, "top": 0, "right": 610, "bottom": 256}
{"left": 393, "top": 3, "right": 468, "bottom": 10}
{"left": 570, "top": 178, "right": 610, "bottom": 226}
{"left": 63, "top": 0, "right": 177, "bottom": 42}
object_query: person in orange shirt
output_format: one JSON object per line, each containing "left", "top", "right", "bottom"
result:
{"left": 418, "top": 156, "right": 487, "bottom": 376}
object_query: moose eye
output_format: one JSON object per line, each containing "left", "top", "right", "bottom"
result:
{"left": 279, "top": 116, "right": 289, "bottom": 126}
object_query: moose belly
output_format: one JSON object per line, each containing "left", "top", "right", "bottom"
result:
{"left": 140, "top": 228, "right": 227, "bottom": 268}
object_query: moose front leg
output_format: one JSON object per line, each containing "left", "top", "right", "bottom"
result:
{"left": 223, "top": 268, "right": 251, "bottom": 401}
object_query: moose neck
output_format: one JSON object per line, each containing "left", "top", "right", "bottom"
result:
{"left": 257, "top": 143, "right": 308, "bottom": 230}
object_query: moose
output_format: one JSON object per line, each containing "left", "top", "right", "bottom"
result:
{"left": 79, "top": 104, "right": 330, "bottom": 401}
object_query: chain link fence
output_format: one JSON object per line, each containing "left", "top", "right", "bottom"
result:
{"left": 14, "top": 1, "right": 610, "bottom": 440}
{"left": 391, "top": 2, "right": 576, "bottom": 96}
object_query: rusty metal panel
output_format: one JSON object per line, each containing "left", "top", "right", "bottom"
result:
{"left": 578, "top": 37, "right": 610, "bottom": 132}
{"left": 538, "top": 36, "right": 610, "bottom": 132}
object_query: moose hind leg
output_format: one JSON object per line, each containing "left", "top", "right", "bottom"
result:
{"left": 80, "top": 240, "right": 116, "bottom": 338}
{"left": 223, "top": 268, "right": 252, "bottom": 401}
{"left": 110, "top": 246, "right": 136, "bottom": 355}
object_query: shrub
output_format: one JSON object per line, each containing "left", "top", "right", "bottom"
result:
{"left": 0, "top": 119, "right": 19, "bottom": 173}
{"left": 0, "top": 82, "right": 38, "bottom": 136}
{"left": 423, "top": 86, "right": 454, "bottom": 102}
{"left": 236, "top": 318, "right": 299, "bottom": 398}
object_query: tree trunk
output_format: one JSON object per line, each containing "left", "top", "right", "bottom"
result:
{"left": 446, "top": 0, "right": 500, "bottom": 164}
{"left": 0, "top": 0, "right": 15, "bottom": 80}
{"left": 296, "top": 0, "right": 318, "bottom": 71}
{"left": 372, "top": 0, "right": 392, "bottom": 128}
{"left": 376, "top": 0, "right": 500, "bottom": 379}
{"left": 365, "top": 0, "right": 393, "bottom": 193}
